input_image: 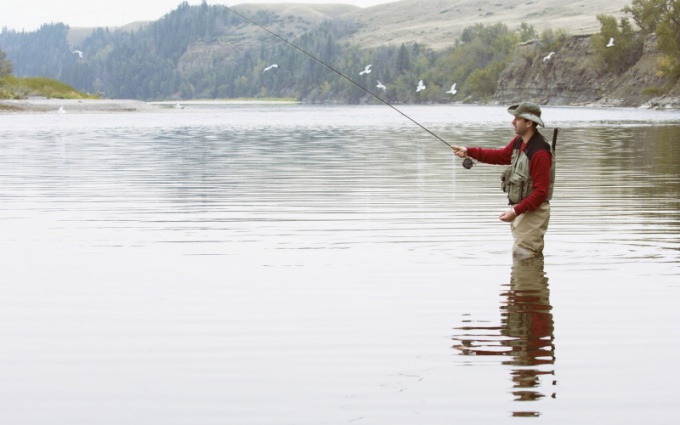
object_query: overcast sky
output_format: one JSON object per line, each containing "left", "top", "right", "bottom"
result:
{"left": 1, "top": 0, "right": 397, "bottom": 32}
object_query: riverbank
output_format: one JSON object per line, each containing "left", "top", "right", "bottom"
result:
{"left": 2, "top": 95, "right": 679, "bottom": 114}
{"left": 0, "top": 97, "right": 302, "bottom": 113}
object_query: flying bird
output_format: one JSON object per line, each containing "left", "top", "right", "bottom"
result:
{"left": 376, "top": 80, "right": 387, "bottom": 92}
{"left": 416, "top": 80, "right": 426, "bottom": 92}
{"left": 445, "top": 83, "right": 457, "bottom": 95}
{"left": 72, "top": 50, "right": 83, "bottom": 60}
{"left": 359, "top": 64, "right": 372, "bottom": 75}
{"left": 543, "top": 52, "right": 555, "bottom": 62}
{"left": 606, "top": 37, "right": 614, "bottom": 47}
{"left": 263, "top": 64, "right": 279, "bottom": 73}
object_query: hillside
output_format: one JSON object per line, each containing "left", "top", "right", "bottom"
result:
{"left": 64, "top": 0, "right": 632, "bottom": 53}
{"left": 343, "top": 0, "right": 632, "bottom": 50}
{"left": 177, "top": 3, "right": 359, "bottom": 72}
{"left": 70, "top": 3, "right": 359, "bottom": 65}
{"left": 234, "top": 2, "right": 359, "bottom": 18}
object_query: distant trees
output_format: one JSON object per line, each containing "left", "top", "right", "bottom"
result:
{"left": 1, "top": 23, "right": 72, "bottom": 79}
{"left": 0, "top": 47, "right": 12, "bottom": 76}
{"left": 428, "top": 23, "right": 529, "bottom": 101}
{"left": 517, "top": 22, "right": 538, "bottom": 43}
{"left": 593, "top": 14, "right": 644, "bottom": 73}
{"left": 624, "top": 0, "right": 680, "bottom": 82}
{"left": 539, "top": 28, "right": 570, "bottom": 52}
{"left": 623, "top": 0, "right": 667, "bottom": 33}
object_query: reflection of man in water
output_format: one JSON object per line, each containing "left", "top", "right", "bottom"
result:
{"left": 453, "top": 255, "right": 556, "bottom": 416}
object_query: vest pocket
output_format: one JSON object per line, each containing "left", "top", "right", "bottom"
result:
{"left": 501, "top": 166, "right": 512, "bottom": 193}
{"left": 504, "top": 170, "right": 527, "bottom": 204}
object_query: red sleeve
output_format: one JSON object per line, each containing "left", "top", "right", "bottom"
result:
{"left": 514, "top": 150, "right": 552, "bottom": 215}
{"left": 466, "top": 137, "right": 517, "bottom": 165}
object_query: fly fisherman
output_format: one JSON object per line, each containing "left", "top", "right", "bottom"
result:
{"left": 452, "top": 102, "right": 555, "bottom": 258}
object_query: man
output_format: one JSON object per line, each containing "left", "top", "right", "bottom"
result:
{"left": 452, "top": 102, "right": 555, "bottom": 258}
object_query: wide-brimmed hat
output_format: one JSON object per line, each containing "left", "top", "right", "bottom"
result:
{"left": 508, "top": 102, "right": 544, "bottom": 127}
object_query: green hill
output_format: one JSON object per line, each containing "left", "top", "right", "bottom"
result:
{"left": 0, "top": 75, "right": 98, "bottom": 100}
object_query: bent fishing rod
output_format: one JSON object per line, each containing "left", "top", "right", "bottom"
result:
{"left": 224, "top": 6, "right": 453, "bottom": 149}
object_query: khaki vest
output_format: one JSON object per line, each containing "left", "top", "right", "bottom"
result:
{"left": 501, "top": 134, "right": 555, "bottom": 205}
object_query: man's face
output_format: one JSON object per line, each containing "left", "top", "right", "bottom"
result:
{"left": 512, "top": 116, "right": 533, "bottom": 137}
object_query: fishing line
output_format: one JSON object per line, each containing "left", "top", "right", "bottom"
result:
{"left": 224, "top": 6, "right": 453, "bottom": 149}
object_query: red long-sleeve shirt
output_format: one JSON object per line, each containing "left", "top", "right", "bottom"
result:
{"left": 467, "top": 134, "right": 552, "bottom": 215}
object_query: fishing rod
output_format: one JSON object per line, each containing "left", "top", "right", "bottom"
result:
{"left": 224, "top": 5, "right": 453, "bottom": 149}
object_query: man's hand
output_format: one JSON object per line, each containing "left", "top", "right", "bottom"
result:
{"left": 499, "top": 208, "right": 517, "bottom": 222}
{"left": 451, "top": 146, "right": 468, "bottom": 158}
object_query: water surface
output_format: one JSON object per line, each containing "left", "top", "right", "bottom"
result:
{"left": 1, "top": 104, "right": 679, "bottom": 424}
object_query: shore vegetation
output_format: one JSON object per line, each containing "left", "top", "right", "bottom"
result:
{"left": 0, "top": 75, "right": 98, "bottom": 100}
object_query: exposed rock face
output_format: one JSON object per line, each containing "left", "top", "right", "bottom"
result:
{"left": 494, "top": 34, "right": 680, "bottom": 108}
{"left": 494, "top": 35, "right": 600, "bottom": 105}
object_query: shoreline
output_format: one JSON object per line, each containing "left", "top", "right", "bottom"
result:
{"left": 0, "top": 97, "right": 301, "bottom": 114}
{"left": 2, "top": 97, "right": 679, "bottom": 114}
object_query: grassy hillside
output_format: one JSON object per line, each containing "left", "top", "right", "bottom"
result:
{"left": 63, "top": 0, "right": 632, "bottom": 55}
{"left": 0, "top": 75, "right": 98, "bottom": 100}
{"left": 345, "top": 0, "right": 632, "bottom": 50}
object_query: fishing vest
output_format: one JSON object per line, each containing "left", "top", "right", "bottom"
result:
{"left": 501, "top": 133, "right": 555, "bottom": 205}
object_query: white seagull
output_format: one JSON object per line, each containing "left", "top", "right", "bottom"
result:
{"left": 263, "top": 64, "right": 279, "bottom": 73}
{"left": 359, "top": 64, "right": 372, "bottom": 75}
{"left": 173, "top": 103, "right": 184, "bottom": 109}
{"left": 543, "top": 52, "right": 555, "bottom": 62}
{"left": 57, "top": 106, "right": 66, "bottom": 114}
{"left": 416, "top": 80, "right": 426, "bottom": 92}
{"left": 72, "top": 50, "right": 83, "bottom": 60}
{"left": 445, "top": 83, "right": 457, "bottom": 95}
{"left": 376, "top": 80, "right": 387, "bottom": 92}
{"left": 606, "top": 37, "right": 615, "bottom": 47}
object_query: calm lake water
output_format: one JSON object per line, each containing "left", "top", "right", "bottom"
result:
{"left": 1, "top": 104, "right": 679, "bottom": 424}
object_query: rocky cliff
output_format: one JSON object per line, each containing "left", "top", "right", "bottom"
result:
{"left": 494, "top": 33, "right": 680, "bottom": 109}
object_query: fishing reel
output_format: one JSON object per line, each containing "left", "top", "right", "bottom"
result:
{"left": 462, "top": 158, "right": 475, "bottom": 169}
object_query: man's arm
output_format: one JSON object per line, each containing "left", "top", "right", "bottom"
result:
{"left": 466, "top": 137, "right": 517, "bottom": 165}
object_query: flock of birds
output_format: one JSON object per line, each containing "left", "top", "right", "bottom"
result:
{"left": 358, "top": 63, "right": 458, "bottom": 96}
{"left": 261, "top": 61, "right": 458, "bottom": 96}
